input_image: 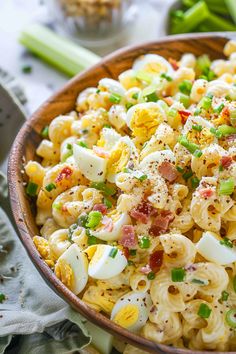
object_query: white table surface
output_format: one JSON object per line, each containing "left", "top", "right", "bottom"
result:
{"left": 0, "top": 0, "right": 171, "bottom": 115}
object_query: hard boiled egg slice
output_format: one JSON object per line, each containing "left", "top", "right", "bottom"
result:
{"left": 139, "top": 150, "right": 176, "bottom": 175}
{"left": 106, "top": 136, "right": 138, "bottom": 183}
{"left": 111, "top": 291, "right": 152, "bottom": 333}
{"left": 87, "top": 244, "right": 127, "bottom": 280}
{"left": 97, "top": 127, "right": 121, "bottom": 151}
{"left": 92, "top": 211, "right": 131, "bottom": 241}
{"left": 133, "top": 54, "right": 174, "bottom": 76}
{"left": 196, "top": 231, "right": 236, "bottom": 265}
{"left": 55, "top": 244, "right": 88, "bottom": 294}
{"left": 126, "top": 102, "right": 166, "bottom": 143}
{"left": 98, "top": 78, "right": 126, "bottom": 97}
{"left": 73, "top": 144, "right": 107, "bottom": 182}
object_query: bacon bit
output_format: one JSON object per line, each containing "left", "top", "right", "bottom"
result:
{"left": 93, "top": 204, "right": 107, "bottom": 215}
{"left": 163, "top": 96, "right": 174, "bottom": 106}
{"left": 93, "top": 146, "right": 110, "bottom": 158}
{"left": 149, "top": 210, "right": 174, "bottom": 236}
{"left": 178, "top": 110, "right": 191, "bottom": 124}
{"left": 140, "top": 264, "right": 152, "bottom": 275}
{"left": 221, "top": 156, "right": 233, "bottom": 169}
{"left": 185, "top": 264, "right": 197, "bottom": 272}
{"left": 149, "top": 250, "right": 164, "bottom": 273}
{"left": 199, "top": 188, "right": 214, "bottom": 198}
{"left": 122, "top": 247, "right": 130, "bottom": 259}
{"left": 55, "top": 167, "right": 72, "bottom": 183}
{"left": 169, "top": 58, "right": 179, "bottom": 70}
{"left": 222, "top": 106, "right": 230, "bottom": 118}
{"left": 226, "top": 134, "right": 236, "bottom": 142}
{"left": 119, "top": 225, "right": 137, "bottom": 249}
{"left": 130, "top": 202, "right": 157, "bottom": 224}
{"left": 158, "top": 161, "right": 178, "bottom": 183}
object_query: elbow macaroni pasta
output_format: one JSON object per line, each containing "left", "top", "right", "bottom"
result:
{"left": 26, "top": 41, "right": 236, "bottom": 352}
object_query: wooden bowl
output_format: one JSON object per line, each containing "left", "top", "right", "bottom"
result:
{"left": 8, "top": 33, "right": 236, "bottom": 354}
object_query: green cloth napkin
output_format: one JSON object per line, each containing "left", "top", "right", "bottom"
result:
{"left": 0, "top": 171, "right": 93, "bottom": 354}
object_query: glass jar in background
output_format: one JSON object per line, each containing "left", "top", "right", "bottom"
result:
{"left": 48, "top": 0, "right": 137, "bottom": 47}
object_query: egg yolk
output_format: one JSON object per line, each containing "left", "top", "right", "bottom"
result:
{"left": 143, "top": 62, "right": 167, "bottom": 75}
{"left": 130, "top": 107, "right": 164, "bottom": 141}
{"left": 89, "top": 245, "right": 106, "bottom": 267}
{"left": 187, "top": 127, "right": 214, "bottom": 148}
{"left": 55, "top": 259, "right": 74, "bottom": 291}
{"left": 107, "top": 142, "right": 130, "bottom": 174}
{"left": 113, "top": 304, "right": 139, "bottom": 329}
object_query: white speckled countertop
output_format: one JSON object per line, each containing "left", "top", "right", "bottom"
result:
{"left": 0, "top": 0, "right": 171, "bottom": 114}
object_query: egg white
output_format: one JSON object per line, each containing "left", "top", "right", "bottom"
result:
{"left": 73, "top": 144, "right": 107, "bottom": 182}
{"left": 133, "top": 54, "right": 174, "bottom": 76}
{"left": 99, "top": 78, "right": 126, "bottom": 97}
{"left": 57, "top": 244, "right": 88, "bottom": 294}
{"left": 196, "top": 231, "right": 236, "bottom": 265}
{"left": 87, "top": 244, "right": 128, "bottom": 280}
{"left": 111, "top": 291, "right": 152, "bottom": 333}
{"left": 99, "top": 127, "right": 121, "bottom": 151}
{"left": 92, "top": 212, "right": 131, "bottom": 241}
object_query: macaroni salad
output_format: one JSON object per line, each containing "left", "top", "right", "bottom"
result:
{"left": 25, "top": 40, "right": 236, "bottom": 351}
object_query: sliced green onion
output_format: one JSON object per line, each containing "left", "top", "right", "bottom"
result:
{"left": 26, "top": 182, "right": 38, "bottom": 197}
{"left": 45, "top": 182, "right": 56, "bottom": 192}
{"left": 198, "top": 303, "right": 212, "bottom": 319}
{"left": 128, "top": 260, "right": 134, "bottom": 266}
{"left": 210, "top": 127, "right": 223, "bottom": 138}
{"left": 22, "top": 65, "right": 32, "bottom": 73}
{"left": 168, "top": 108, "right": 178, "bottom": 118}
{"left": 176, "top": 166, "right": 184, "bottom": 173}
{"left": 219, "top": 164, "right": 224, "bottom": 172}
{"left": 171, "top": 268, "right": 186, "bottom": 282}
{"left": 104, "top": 197, "right": 112, "bottom": 209}
{"left": 178, "top": 135, "right": 201, "bottom": 155}
{"left": 103, "top": 124, "right": 112, "bottom": 129}
{"left": 179, "top": 80, "right": 192, "bottom": 95}
{"left": 19, "top": 24, "right": 100, "bottom": 77}
{"left": 193, "top": 149, "right": 203, "bottom": 158}
{"left": 160, "top": 72, "right": 173, "bottom": 81}
{"left": 136, "top": 70, "right": 152, "bottom": 84}
{"left": 109, "top": 93, "right": 122, "bottom": 104}
{"left": 139, "top": 236, "right": 150, "bottom": 249}
{"left": 178, "top": 93, "right": 190, "bottom": 108}
{"left": 221, "top": 290, "right": 229, "bottom": 302}
{"left": 77, "top": 141, "right": 88, "bottom": 148}
{"left": 145, "top": 92, "right": 158, "bottom": 102}
{"left": 191, "top": 278, "right": 209, "bottom": 285}
{"left": 109, "top": 247, "right": 118, "bottom": 258}
{"left": 219, "top": 178, "right": 235, "bottom": 196}
{"left": 96, "top": 89, "right": 100, "bottom": 94}
{"left": 137, "top": 174, "right": 148, "bottom": 182}
{"left": 88, "top": 235, "right": 98, "bottom": 245}
{"left": 220, "top": 237, "right": 233, "bottom": 248}
{"left": 67, "top": 143, "right": 73, "bottom": 150}
{"left": 81, "top": 129, "right": 89, "bottom": 134}
{"left": 41, "top": 125, "right": 49, "bottom": 139}
{"left": 226, "top": 309, "right": 236, "bottom": 328}
{"left": 182, "top": 170, "right": 193, "bottom": 181}
{"left": 126, "top": 102, "right": 133, "bottom": 110}
{"left": 147, "top": 272, "right": 156, "bottom": 280}
{"left": 62, "top": 150, "right": 73, "bottom": 162}
{"left": 218, "top": 124, "right": 236, "bottom": 136}
{"left": 197, "top": 54, "right": 211, "bottom": 75}
{"left": 129, "top": 249, "right": 137, "bottom": 256}
{"left": 230, "top": 109, "right": 236, "bottom": 127}
{"left": 132, "top": 92, "right": 139, "bottom": 100}
{"left": 192, "top": 124, "right": 203, "bottom": 132}
{"left": 214, "top": 103, "right": 224, "bottom": 114}
{"left": 90, "top": 182, "right": 116, "bottom": 197}
{"left": 86, "top": 211, "right": 102, "bottom": 229}
{"left": 78, "top": 214, "right": 89, "bottom": 228}
{"left": 0, "top": 293, "right": 6, "bottom": 303}
{"left": 68, "top": 223, "right": 77, "bottom": 241}
{"left": 191, "top": 176, "right": 200, "bottom": 189}
{"left": 199, "top": 95, "right": 212, "bottom": 110}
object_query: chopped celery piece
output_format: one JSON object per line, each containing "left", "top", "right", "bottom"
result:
{"left": 225, "top": 0, "right": 236, "bottom": 24}
{"left": 19, "top": 24, "right": 100, "bottom": 77}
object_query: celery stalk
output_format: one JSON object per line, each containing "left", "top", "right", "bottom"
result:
{"left": 199, "top": 12, "right": 236, "bottom": 31}
{"left": 170, "top": 1, "right": 209, "bottom": 34}
{"left": 225, "top": 0, "right": 236, "bottom": 24}
{"left": 19, "top": 24, "right": 101, "bottom": 77}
